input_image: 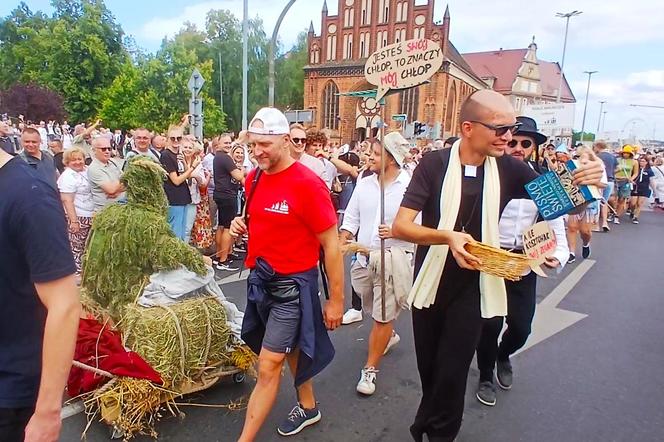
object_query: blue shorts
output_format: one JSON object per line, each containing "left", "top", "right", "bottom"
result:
{"left": 602, "top": 181, "right": 615, "bottom": 202}
{"left": 255, "top": 296, "right": 301, "bottom": 354}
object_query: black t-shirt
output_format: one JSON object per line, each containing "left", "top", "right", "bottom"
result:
{"left": 338, "top": 151, "right": 361, "bottom": 185}
{"left": 0, "top": 157, "right": 76, "bottom": 408}
{"left": 635, "top": 166, "right": 654, "bottom": 193}
{"left": 160, "top": 148, "right": 191, "bottom": 206}
{"left": 53, "top": 152, "right": 65, "bottom": 174}
{"left": 213, "top": 151, "right": 241, "bottom": 200}
{"left": 401, "top": 149, "right": 538, "bottom": 305}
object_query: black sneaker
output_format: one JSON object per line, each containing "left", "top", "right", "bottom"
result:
{"left": 602, "top": 225, "right": 610, "bottom": 232}
{"left": 234, "top": 244, "right": 247, "bottom": 253}
{"left": 568, "top": 254, "right": 576, "bottom": 264}
{"left": 496, "top": 359, "right": 513, "bottom": 390}
{"left": 476, "top": 381, "right": 496, "bottom": 406}
{"left": 632, "top": 217, "right": 639, "bottom": 224}
{"left": 215, "top": 260, "right": 238, "bottom": 271}
{"left": 277, "top": 404, "right": 321, "bottom": 436}
{"left": 229, "top": 252, "right": 241, "bottom": 260}
{"left": 582, "top": 244, "right": 591, "bottom": 259}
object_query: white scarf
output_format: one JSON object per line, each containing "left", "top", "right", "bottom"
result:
{"left": 407, "top": 140, "right": 507, "bottom": 318}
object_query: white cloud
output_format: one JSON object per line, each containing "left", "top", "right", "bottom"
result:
{"left": 569, "top": 70, "right": 664, "bottom": 139}
{"left": 136, "top": 0, "right": 315, "bottom": 50}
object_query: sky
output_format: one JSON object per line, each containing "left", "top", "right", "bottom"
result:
{"left": 2, "top": 0, "right": 663, "bottom": 140}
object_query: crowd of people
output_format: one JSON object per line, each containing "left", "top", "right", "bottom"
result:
{"left": 1, "top": 89, "right": 662, "bottom": 442}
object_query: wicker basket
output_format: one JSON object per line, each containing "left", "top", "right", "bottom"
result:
{"left": 464, "top": 242, "right": 530, "bottom": 281}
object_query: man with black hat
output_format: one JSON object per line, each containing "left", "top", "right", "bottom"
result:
{"left": 474, "top": 116, "right": 570, "bottom": 406}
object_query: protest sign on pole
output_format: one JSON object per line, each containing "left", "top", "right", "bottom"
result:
{"left": 364, "top": 38, "right": 444, "bottom": 102}
{"left": 364, "top": 38, "right": 443, "bottom": 320}
{"left": 522, "top": 221, "right": 557, "bottom": 277}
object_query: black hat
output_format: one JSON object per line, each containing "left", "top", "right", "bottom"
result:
{"left": 515, "top": 116, "right": 547, "bottom": 146}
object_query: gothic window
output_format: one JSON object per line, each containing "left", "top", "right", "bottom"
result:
{"left": 361, "top": 0, "right": 372, "bottom": 25}
{"left": 400, "top": 87, "right": 419, "bottom": 121}
{"left": 396, "top": 3, "right": 402, "bottom": 22}
{"left": 445, "top": 83, "right": 457, "bottom": 131}
{"left": 327, "top": 35, "right": 337, "bottom": 61}
{"left": 365, "top": 33, "right": 371, "bottom": 56}
{"left": 401, "top": 2, "right": 408, "bottom": 21}
{"left": 343, "top": 34, "right": 353, "bottom": 59}
{"left": 395, "top": 28, "right": 406, "bottom": 43}
{"left": 349, "top": 8, "right": 354, "bottom": 27}
{"left": 322, "top": 81, "right": 340, "bottom": 130}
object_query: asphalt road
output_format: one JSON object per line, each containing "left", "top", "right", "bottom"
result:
{"left": 60, "top": 210, "right": 664, "bottom": 442}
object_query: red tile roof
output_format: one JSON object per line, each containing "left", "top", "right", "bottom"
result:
{"left": 461, "top": 48, "right": 575, "bottom": 102}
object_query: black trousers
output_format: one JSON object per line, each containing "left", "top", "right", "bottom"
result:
{"left": 410, "top": 282, "right": 484, "bottom": 442}
{"left": 0, "top": 407, "right": 33, "bottom": 442}
{"left": 476, "top": 270, "right": 538, "bottom": 382}
{"left": 351, "top": 285, "right": 362, "bottom": 311}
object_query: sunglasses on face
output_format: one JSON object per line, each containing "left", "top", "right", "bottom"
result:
{"left": 99, "top": 147, "right": 112, "bottom": 152}
{"left": 507, "top": 139, "right": 533, "bottom": 149}
{"left": 291, "top": 137, "right": 306, "bottom": 144}
{"left": 170, "top": 136, "right": 183, "bottom": 142}
{"left": 470, "top": 121, "right": 521, "bottom": 137}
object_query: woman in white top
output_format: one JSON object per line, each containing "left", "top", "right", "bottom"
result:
{"left": 57, "top": 146, "right": 95, "bottom": 273}
{"left": 182, "top": 137, "right": 207, "bottom": 245}
{"left": 651, "top": 156, "right": 664, "bottom": 209}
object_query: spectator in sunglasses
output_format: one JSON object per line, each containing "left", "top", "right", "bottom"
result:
{"left": 289, "top": 123, "right": 325, "bottom": 180}
{"left": 87, "top": 136, "right": 125, "bottom": 213}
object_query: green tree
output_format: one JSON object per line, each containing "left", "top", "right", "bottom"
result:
{"left": 0, "top": 1, "right": 127, "bottom": 122}
{"left": 573, "top": 131, "right": 596, "bottom": 143}
{"left": 275, "top": 31, "right": 308, "bottom": 110}
{"left": 99, "top": 34, "right": 226, "bottom": 136}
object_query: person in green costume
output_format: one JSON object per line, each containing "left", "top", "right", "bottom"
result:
{"left": 81, "top": 156, "right": 210, "bottom": 320}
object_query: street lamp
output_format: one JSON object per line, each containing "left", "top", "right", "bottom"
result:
{"left": 580, "top": 70, "right": 598, "bottom": 142}
{"left": 596, "top": 100, "right": 606, "bottom": 135}
{"left": 242, "top": 0, "right": 248, "bottom": 130}
{"left": 555, "top": 10, "right": 582, "bottom": 103}
{"left": 269, "top": 0, "right": 297, "bottom": 107}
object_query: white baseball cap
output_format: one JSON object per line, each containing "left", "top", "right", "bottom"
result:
{"left": 248, "top": 107, "right": 290, "bottom": 135}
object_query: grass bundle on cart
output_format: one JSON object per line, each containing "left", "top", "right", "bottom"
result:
{"left": 69, "top": 157, "right": 255, "bottom": 439}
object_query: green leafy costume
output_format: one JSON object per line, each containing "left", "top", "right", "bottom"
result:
{"left": 81, "top": 156, "right": 206, "bottom": 320}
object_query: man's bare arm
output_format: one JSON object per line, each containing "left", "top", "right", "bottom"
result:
{"left": 99, "top": 180, "right": 124, "bottom": 197}
{"left": 231, "top": 168, "right": 246, "bottom": 185}
{"left": 24, "top": 274, "right": 80, "bottom": 442}
{"left": 317, "top": 225, "right": 344, "bottom": 330}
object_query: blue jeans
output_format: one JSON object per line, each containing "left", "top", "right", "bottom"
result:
{"left": 184, "top": 204, "right": 197, "bottom": 244}
{"left": 168, "top": 205, "right": 188, "bottom": 241}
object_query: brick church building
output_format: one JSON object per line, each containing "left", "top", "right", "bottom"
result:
{"left": 303, "top": 0, "right": 487, "bottom": 143}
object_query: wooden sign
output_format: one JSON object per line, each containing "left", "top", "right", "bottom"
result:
{"left": 364, "top": 38, "right": 444, "bottom": 101}
{"left": 522, "top": 221, "right": 557, "bottom": 277}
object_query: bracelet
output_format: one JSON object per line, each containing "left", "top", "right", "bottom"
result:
{"left": 70, "top": 220, "right": 80, "bottom": 224}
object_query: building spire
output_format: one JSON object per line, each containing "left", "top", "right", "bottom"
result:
{"left": 322, "top": 0, "right": 328, "bottom": 15}
{"left": 444, "top": 4, "right": 450, "bottom": 19}
{"left": 309, "top": 20, "right": 315, "bottom": 34}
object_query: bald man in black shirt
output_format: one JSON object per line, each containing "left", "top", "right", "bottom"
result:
{"left": 393, "top": 90, "right": 604, "bottom": 442}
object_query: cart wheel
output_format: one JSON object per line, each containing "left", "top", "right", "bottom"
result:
{"left": 232, "top": 372, "right": 246, "bottom": 384}
{"left": 110, "top": 426, "right": 124, "bottom": 439}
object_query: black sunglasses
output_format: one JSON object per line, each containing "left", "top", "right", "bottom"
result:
{"left": 170, "top": 136, "right": 183, "bottom": 142}
{"left": 470, "top": 121, "right": 521, "bottom": 137}
{"left": 292, "top": 137, "right": 306, "bottom": 144}
{"left": 99, "top": 147, "right": 112, "bottom": 152}
{"left": 508, "top": 139, "right": 533, "bottom": 149}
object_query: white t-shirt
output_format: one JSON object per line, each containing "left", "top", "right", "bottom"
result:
{"left": 37, "top": 127, "right": 48, "bottom": 149}
{"left": 57, "top": 167, "right": 95, "bottom": 217}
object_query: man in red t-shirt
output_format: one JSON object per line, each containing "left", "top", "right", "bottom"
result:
{"left": 231, "top": 108, "right": 344, "bottom": 441}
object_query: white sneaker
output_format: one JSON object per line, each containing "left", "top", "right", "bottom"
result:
{"left": 356, "top": 367, "right": 378, "bottom": 395}
{"left": 383, "top": 332, "right": 401, "bottom": 355}
{"left": 342, "top": 308, "right": 363, "bottom": 325}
